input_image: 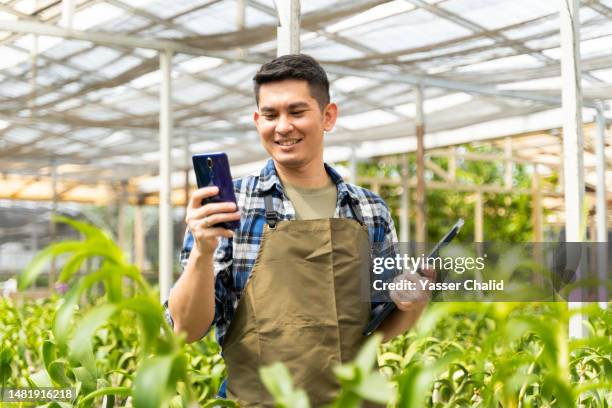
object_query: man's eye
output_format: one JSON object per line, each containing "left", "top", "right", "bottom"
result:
{"left": 291, "top": 111, "right": 305, "bottom": 116}
{"left": 263, "top": 114, "right": 277, "bottom": 120}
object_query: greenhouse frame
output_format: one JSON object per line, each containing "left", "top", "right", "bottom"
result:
{"left": 0, "top": 0, "right": 610, "bottom": 321}
{"left": 1, "top": 0, "right": 612, "bottom": 406}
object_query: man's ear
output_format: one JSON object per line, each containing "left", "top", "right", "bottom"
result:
{"left": 253, "top": 111, "right": 260, "bottom": 127}
{"left": 323, "top": 102, "right": 338, "bottom": 132}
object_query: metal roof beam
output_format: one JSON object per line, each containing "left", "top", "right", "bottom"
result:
{"left": 325, "top": 65, "right": 602, "bottom": 108}
{"left": 406, "top": 0, "right": 604, "bottom": 84}
{"left": 0, "top": 19, "right": 263, "bottom": 61}
{"left": 585, "top": 0, "right": 612, "bottom": 20}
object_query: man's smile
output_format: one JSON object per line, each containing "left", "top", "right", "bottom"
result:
{"left": 275, "top": 138, "right": 302, "bottom": 147}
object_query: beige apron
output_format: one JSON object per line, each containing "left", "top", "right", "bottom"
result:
{"left": 221, "top": 193, "right": 374, "bottom": 407}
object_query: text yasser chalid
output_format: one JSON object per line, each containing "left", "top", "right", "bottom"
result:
{"left": 373, "top": 279, "right": 504, "bottom": 291}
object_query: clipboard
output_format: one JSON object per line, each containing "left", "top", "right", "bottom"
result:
{"left": 363, "top": 218, "right": 465, "bottom": 336}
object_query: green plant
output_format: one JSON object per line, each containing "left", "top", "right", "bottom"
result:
{"left": 15, "top": 216, "right": 235, "bottom": 407}
{"left": 5, "top": 217, "right": 611, "bottom": 407}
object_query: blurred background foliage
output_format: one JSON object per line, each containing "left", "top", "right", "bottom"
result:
{"left": 355, "top": 145, "right": 552, "bottom": 243}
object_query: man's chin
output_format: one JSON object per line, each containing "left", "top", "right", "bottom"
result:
{"left": 271, "top": 154, "right": 306, "bottom": 169}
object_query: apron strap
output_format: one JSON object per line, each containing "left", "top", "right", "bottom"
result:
{"left": 263, "top": 191, "right": 364, "bottom": 226}
{"left": 263, "top": 193, "right": 277, "bottom": 228}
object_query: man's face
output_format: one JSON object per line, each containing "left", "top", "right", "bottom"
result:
{"left": 254, "top": 79, "right": 337, "bottom": 170}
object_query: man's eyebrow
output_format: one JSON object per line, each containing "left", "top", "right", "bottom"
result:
{"left": 260, "top": 102, "right": 310, "bottom": 112}
{"left": 288, "top": 102, "right": 309, "bottom": 109}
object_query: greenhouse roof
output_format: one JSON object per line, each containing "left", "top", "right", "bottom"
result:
{"left": 0, "top": 0, "right": 611, "bottom": 202}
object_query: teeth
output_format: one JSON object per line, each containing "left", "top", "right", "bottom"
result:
{"left": 277, "top": 139, "right": 300, "bottom": 146}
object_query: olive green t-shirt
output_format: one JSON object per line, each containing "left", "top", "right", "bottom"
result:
{"left": 282, "top": 177, "right": 338, "bottom": 220}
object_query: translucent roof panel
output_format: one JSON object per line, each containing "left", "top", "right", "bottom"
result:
{"left": 70, "top": 47, "right": 124, "bottom": 71}
{"left": 0, "top": 0, "right": 609, "bottom": 197}
{"left": 342, "top": 9, "right": 473, "bottom": 52}
{"left": 174, "top": 3, "right": 239, "bottom": 35}
{"left": 443, "top": 0, "right": 559, "bottom": 31}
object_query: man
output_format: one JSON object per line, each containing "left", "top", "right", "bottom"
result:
{"left": 165, "top": 54, "right": 430, "bottom": 406}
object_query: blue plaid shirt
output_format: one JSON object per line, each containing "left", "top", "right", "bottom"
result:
{"left": 164, "top": 159, "right": 397, "bottom": 345}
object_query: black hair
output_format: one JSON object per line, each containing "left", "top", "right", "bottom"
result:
{"left": 253, "top": 53, "right": 330, "bottom": 111}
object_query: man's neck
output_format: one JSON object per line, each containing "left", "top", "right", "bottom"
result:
{"left": 274, "top": 160, "right": 329, "bottom": 189}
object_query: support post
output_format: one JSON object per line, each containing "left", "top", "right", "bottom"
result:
{"left": 236, "top": 0, "right": 246, "bottom": 57}
{"left": 532, "top": 164, "right": 543, "bottom": 242}
{"left": 400, "top": 154, "right": 410, "bottom": 243}
{"left": 532, "top": 164, "right": 544, "bottom": 285}
{"left": 60, "top": 0, "right": 75, "bottom": 29}
{"left": 49, "top": 161, "right": 57, "bottom": 292}
{"left": 448, "top": 146, "right": 456, "bottom": 182}
{"left": 236, "top": 0, "right": 246, "bottom": 29}
{"left": 350, "top": 145, "right": 357, "bottom": 185}
{"left": 117, "top": 180, "right": 128, "bottom": 258}
{"left": 504, "top": 137, "right": 513, "bottom": 189}
{"left": 159, "top": 50, "right": 174, "bottom": 303}
{"left": 595, "top": 108, "right": 608, "bottom": 307}
{"left": 184, "top": 135, "right": 191, "bottom": 219}
{"left": 134, "top": 196, "right": 146, "bottom": 273}
{"left": 415, "top": 84, "right": 426, "bottom": 243}
{"left": 560, "top": 0, "right": 586, "bottom": 338}
{"left": 474, "top": 191, "right": 483, "bottom": 242}
{"left": 29, "top": 34, "right": 38, "bottom": 116}
{"left": 276, "top": 0, "right": 300, "bottom": 56}
{"left": 595, "top": 108, "right": 608, "bottom": 243}
{"left": 371, "top": 183, "right": 380, "bottom": 195}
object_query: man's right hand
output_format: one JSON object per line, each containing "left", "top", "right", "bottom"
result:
{"left": 185, "top": 186, "right": 241, "bottom": 256}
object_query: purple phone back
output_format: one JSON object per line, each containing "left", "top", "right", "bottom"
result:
{"left": 192, "top": 152, "right": 239, "bottom": 230}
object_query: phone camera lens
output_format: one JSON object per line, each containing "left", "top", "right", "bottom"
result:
{"left": 207, "top": 157, "right": 213, "bottom": 169}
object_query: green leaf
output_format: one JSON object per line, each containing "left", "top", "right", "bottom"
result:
{"left": 334, "top": 365, "right": 359, "bottom": 383}
{"left": 42, "top": 340, "right": 57, "bottom": 372}
{"left": 105, "top": 269, "right": 123, "bottom": 303}
{"left": 53, "top": 285, "right": 81, "bottom": 346}
{"left": 396, "top": 352, "right": 459, "bottom": 408}
{"left": 259, "top": 362, "right": 310, "bottom": 408}
{"left": 260, "top": 362, "right": 294, "bottom": 400}
{"left": 28, "top": 369, "right": 53, "bottom": 388}
{"left": 53, "top": 216, "right": 108, "bottom": 241}
{"left": 0, "top": 347, "right": 12, "bottom": 387}
{"left": 290, "top": 389, "right": 310, "bottom": 408}
{"left": 53, "top": 265, "right": 124, "bottom": 345}
{"left": 541, "top": 373, "right": 574, "bottom": 407}
{"left": 133, "top": 353, "right": 187, "bottom": 408}
{"left": 354, "top": 333, "right": 382, "bottom": 373}
{"left": 58, "top": 252, "right": 88, "bottom": 283}
{"left": 18, "top": 241, "right": 84, "bottom": 290}
{"left": 201, "top": 399, "right": 239, "bottom": 407}
{"left": 37, "top": 402, "right": 72, "bottom": 408}
{"left": 48, "top": 360, "right": 72, "bottom": 387}
{"left": 119, "top": 296, "right": 165, "bottom": 352}
{"left": 72, "top": 366, "right": 97, "bottom": 395}
{"left": 79, "top": 386, "right": 131, "bottom": 405}
{"left": 69, "top": 304, "right": 118, "bottom": 372}
{"left": 354, "top": 372, "right": 393, "bottom": 403}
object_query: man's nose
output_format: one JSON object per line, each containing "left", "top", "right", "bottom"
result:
{"left": 275, "top": 114, "right": 293, "bottom": 134}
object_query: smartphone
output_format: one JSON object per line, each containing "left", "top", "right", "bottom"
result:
{"left": 192, "top": 152, "right": 239, "bottom": 230}
{"left": 363, "top": 218, "right": 465, "bottom": 336}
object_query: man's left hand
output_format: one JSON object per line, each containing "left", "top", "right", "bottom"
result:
{"left": 389, "top": 266, "right": 436, "bottom": 312}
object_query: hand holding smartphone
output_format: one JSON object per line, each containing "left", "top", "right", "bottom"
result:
{"left": 192, "top": 152, "right": 240, "bottom": 231}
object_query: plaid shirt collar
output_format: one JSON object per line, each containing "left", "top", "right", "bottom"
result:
{"left": 257, "top": 159, "right": 359, "bottom": 204}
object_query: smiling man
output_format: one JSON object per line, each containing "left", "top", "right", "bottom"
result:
{"left": 165, "top": 54, "right": 430, "bottom": 407}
